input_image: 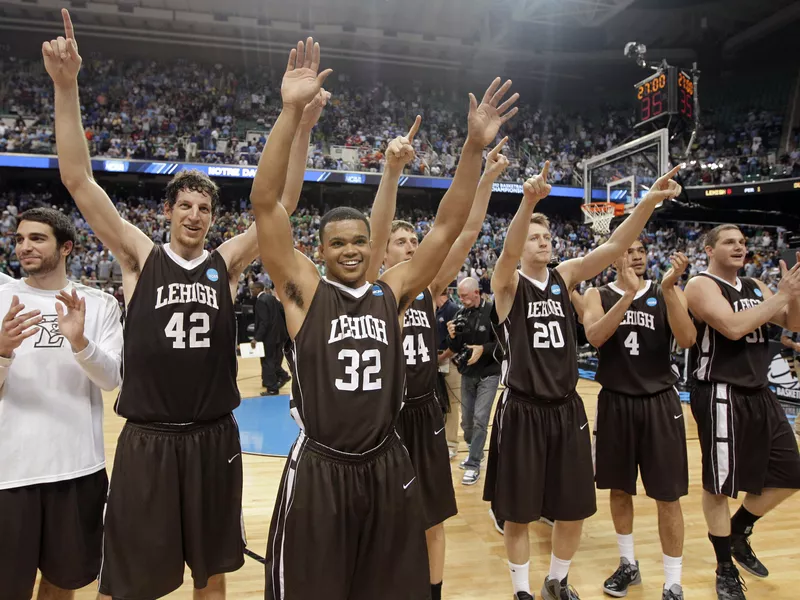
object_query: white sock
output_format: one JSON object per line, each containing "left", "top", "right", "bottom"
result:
{"left": 549, "top": 554, "right": 571, "bottom": 583}
{"left": 663, "top": 554, "right": 682, "bottom": 589}
{"left": 508, "top": 561, "right": 530, "bottom": 594}
{"left": 617, "top": 533, "right": 636, "bottom": 564}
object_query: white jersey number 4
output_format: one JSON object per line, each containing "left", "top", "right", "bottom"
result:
{"left": 403, "top": 333, "right": 431, "bottom": 365}
{"left": 624, "top": 331, "right": 640, "bottom": 356}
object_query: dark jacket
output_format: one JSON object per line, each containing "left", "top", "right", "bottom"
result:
{"left": 446, "top": 299, "right": 500, "bottom": 377}
{"left": 254, "top": 292, "right": 288, "bottom": 346}
{"left": 435, "top": 297, "right": 459, "bottom": 352}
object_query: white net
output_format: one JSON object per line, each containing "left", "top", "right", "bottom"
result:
{"left": 580, "top": 203, "right": 616, "bottom": 235}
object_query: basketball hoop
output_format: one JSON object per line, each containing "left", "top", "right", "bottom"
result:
{"left": 581, "top": 202, "right": 618, "bottom": 235}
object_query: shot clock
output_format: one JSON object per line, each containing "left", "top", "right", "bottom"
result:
{"left": 635, "top": 66, "right": 695, "bottom": 127}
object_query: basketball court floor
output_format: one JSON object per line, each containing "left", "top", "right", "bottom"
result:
{"left": 55, "top": 356, "right": 799, "bottom": 599}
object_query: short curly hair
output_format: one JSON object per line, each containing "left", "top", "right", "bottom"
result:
{"left": 164, "top": 170, "right": 220, "bottom": 213}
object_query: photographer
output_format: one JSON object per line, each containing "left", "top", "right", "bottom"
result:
{"left": 446, "top": 277, "right": 500, "bottom": 486}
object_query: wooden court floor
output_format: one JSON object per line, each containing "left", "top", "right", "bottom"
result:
{"left": 54, "top": 357, "right": 799, "bottom": 599}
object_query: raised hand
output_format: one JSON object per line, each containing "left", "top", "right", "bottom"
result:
{"left": 643, "top": 165, "right": 683, "bottom": 205}
{"left": 281, "top": 37, "right": 333, "bottom": 109}
{"left": 300, "top": 88, "right": 332, "bottom": 129}
{"left": 55, "top": 289, "right": 87, "bottom": 350}
{"left": 662, "top": 252, "right": 689, "bottom": 287}
{"left": 615, "top": 254, "right": 639, "bottom": 295}
{"left": 467, "top": 78, "right": 519, "bottom": 148}
{"left": 42, "top": 8, "right": 82, "bottom": 87}
{"left": 482, "top": 137, "right": 510, "bottom": 182}
{"left": 385, "top": 115, "right": 421, "bottom": 171}
{"left": 522, "top": 160, "right": 552, "bottom": 204}
{"left": 0, "top": 296, "right": 42, "bottom": 358}
{"left": 778, "top": 258, "right": 800, "bottom": 299}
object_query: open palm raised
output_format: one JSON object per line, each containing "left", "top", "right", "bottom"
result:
{"left": 467, "top": 77, "right": 519, "bottom": 148}
{"left": 281, "top": 37, "right": 333, "bottom": 108}
{"left": 42, "top": 9, "right": 82, "bottom": 87}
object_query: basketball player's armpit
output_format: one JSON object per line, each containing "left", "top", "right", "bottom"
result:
{"left": 283, "top": 280, "right": 304, "bottom": 309}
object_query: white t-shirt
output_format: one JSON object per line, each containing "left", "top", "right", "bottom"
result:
{"left": 0, "top": 272, "right": 14, "bottom": 285}
{"left": 0, "top": 279, "right": 123, "bottom": 490}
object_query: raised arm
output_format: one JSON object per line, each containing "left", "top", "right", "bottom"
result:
{"left": 217, "top": 91, "right": 331, "bottom": 286}
{"left": 250, "top": 39, "right": 331, "bottom": 337}
{"left": 582, "top": 256, "right": 638, "bottom": 348}
{"left": 430, "top": 138, "right": 509, "bottom": 297}
{"left": 364, "top": 116, "right": 421, "bottom": 283}
{"left": 491, "top": 162, "right": 551, "bottom": 321}
{"left": 685, "top": 264, "right": 800, "bottom": 341}
{"left": 44, "top": 9, "right": 151, "bottom": 272}
{"left": 382, "top": 79, "right": 519, "bottom": 310}
{"left": 660, "top": 252, "right": 696, "bottom": 348}
{"left": 557, "top": 166, "right": 682, "bottom": 290}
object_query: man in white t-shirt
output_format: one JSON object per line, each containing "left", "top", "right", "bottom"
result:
{"left": 0, "top": 207, "right": 123, "bottom": 600}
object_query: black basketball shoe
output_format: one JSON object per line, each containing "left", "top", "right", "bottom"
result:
{"left": 514, "top": 593, "right": 534, "bottom": 600}
{"left": 603, "top": 558, "right": 641, "bottom": 597}
{"left": 716, "top": 563, "right": 747, "bottom": 600}
{"left": 662, "top": 584, "right": 683, "bottom": 600}
{"left": 731, "top": 533, "right": 768, "bottom": 578}
{"left": 541, "top": 576, "right": 580, "bottom": 600}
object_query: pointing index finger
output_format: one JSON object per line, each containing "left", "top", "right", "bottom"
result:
{"left": 488, "top": 136, "right": 508, "bottom": 159}
{"left": 540, "top": 160, "right": 550, "bottom": 180}
{"left": 407, "top": 115, "right": 421, "bottom": 141}
{"left": 62, "top": 8, "right": 75, "bottom": 40}
{"left": 660, "top": 165, "right": 681, "bottom": 183}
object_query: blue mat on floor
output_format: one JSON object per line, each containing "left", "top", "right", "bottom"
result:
{"left": 234, "top": 394, "right": 298, "bottom": 457}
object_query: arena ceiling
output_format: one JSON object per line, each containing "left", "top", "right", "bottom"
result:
{"left": 0, "top": 0, "right": 797, "bottom": 78}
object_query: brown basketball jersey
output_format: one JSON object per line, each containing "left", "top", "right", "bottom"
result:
{"left": 116, "top": 245, "right": 239, "bottom": 422}
{"left": 595, "top": 281, "right": 678, "bottom": 396}
{"left": 690, "top": 273, "right": 770, "bottom": 388}
{"left": 402, "top": 288, "right": 437, "bottom": 401}
{"left": 493, "top": 268, "right": 578, "bottom": 401}
{"left": 289, "top": 278, "right": 404, "bottom": 453}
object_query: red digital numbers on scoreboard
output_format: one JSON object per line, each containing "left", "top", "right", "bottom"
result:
{"left": 677, "top": 71, "right": 693, "bottom": 120}
{"left": 636, "top": 72, "right": 667, "bottom": 124}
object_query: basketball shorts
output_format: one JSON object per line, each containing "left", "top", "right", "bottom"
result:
{"left": 265, "top": 431, "right": 430, "bottom": 600}
{"left": 594, "top": 387, "right": 688, "bottom": 502}
{"left": 99, "top": 414, "right": 245, "bottom": 599}
{"left": 483, "top": 389, "right": 597, "bottom": 524}
{"left": 396, "top": 391, "right": 458, "bottom": 530}
{"left": 691, "top": 382, "right": 800, "bottom": 497}
{"left": 0, "top": 469, "right": 107, "bottom": 600}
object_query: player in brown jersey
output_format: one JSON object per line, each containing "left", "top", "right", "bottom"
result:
{"left": 487, "top": 165, "right": 682, "bottom": 600}
{"left": 583, "top": 242, "right": 696, "bottom": 600}
{"left": 365, "top": 138, "right": 511, "bottom": 600}
{"left": 685, "top": 225, "right": 800, "bottom": 600}
{"left": 42, "top": 11, "right": 323, "bottom": 598}
{"left": 249, "top": 38, "right": 519, "bottom": 599}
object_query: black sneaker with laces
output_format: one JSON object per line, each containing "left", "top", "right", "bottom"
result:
{"left": 662, "top": 584, "right": 683, "bottom": 600}
{"left": 731, "top": 533, "right": 768, "bottom": 578}
{"left": 716, "top": 562, "right": 747, "bottom": 600}
{"left": 541, "top": 576, "right": 580, "bottom": 600}
{"left": 514, "top": 593, "right": 534, "bottom": 600}
{"left": 602, "top": 558, "right": 642, "bottom": 597}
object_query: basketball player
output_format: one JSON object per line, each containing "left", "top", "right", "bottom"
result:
{"left": 486, "top": 165, "right": 683, "bottom": 600}
{"left": 250, "top": 38, "right": 518, "bottom": 599}
{"left": 685, "top": 225, "right": 800, "bottom": 600}
{"left": 366, "top": 138, "right": 511, "bottom": 600}
{"left": 0, "top": 208, "right": 122, "bottom": 600}
{"left": 42, "top": 11, "right": 319, "bottom": 598}
{"left": 582, "top": 242, "right": 696, "bottom": 600}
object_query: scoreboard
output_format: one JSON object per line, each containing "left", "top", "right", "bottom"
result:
{"left": 635, "top": 66, "right": 695, "bottom": 126}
